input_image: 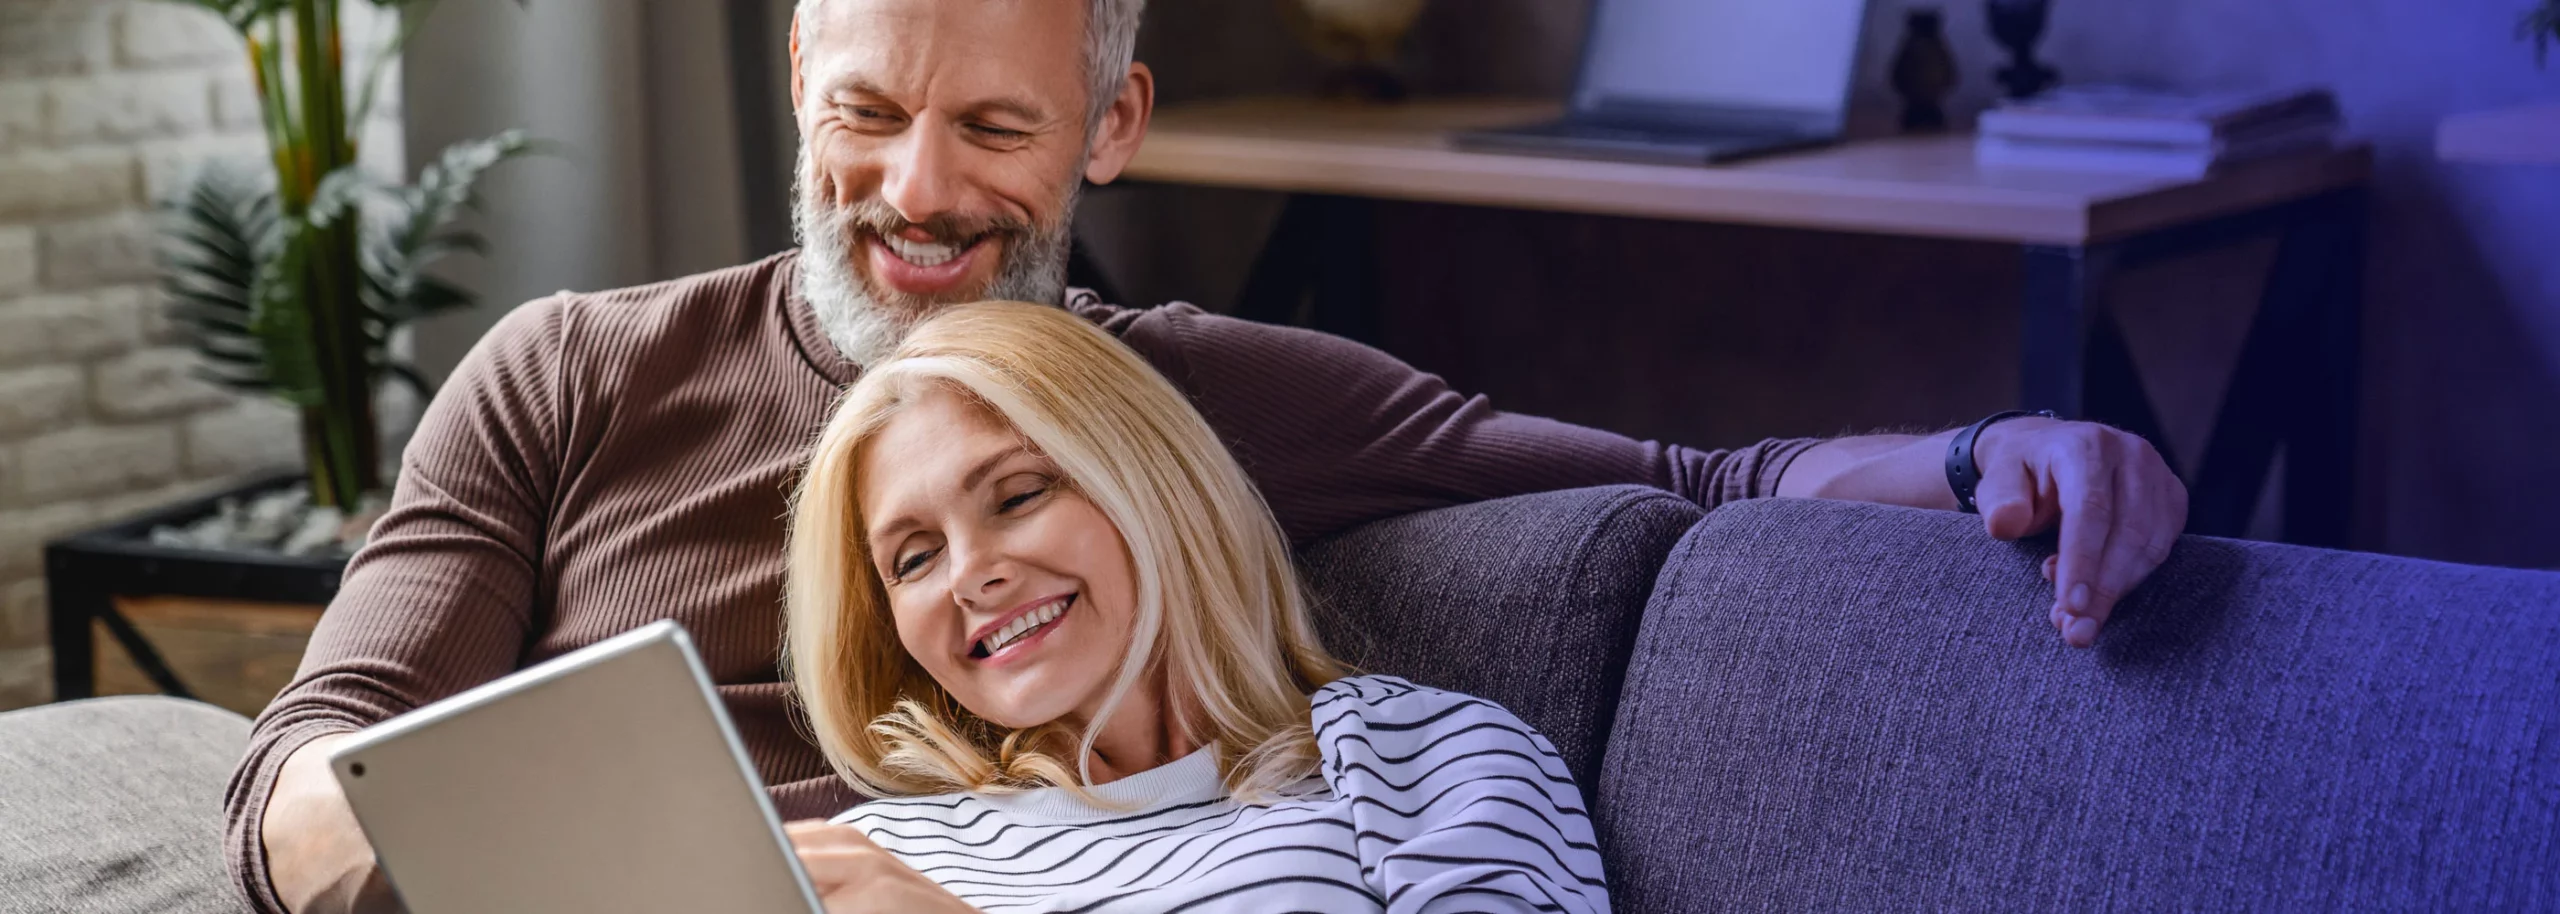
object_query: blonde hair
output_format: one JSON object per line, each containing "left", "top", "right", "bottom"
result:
{"left": 785, "top": 301, "right": 1347, "bottom": 803}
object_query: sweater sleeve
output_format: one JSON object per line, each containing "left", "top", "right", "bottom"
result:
{"left": 221, "top": 298, "right": 573, "bottom": 914}
{"left": 1078, "top": 299, "right": 1821, "bottom": 545}
{"left": 1316, "top": 676, "right": 1610, "bottom": 914}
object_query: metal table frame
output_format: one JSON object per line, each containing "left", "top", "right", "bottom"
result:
{"left": 1208, "top": 186, "right": 2368, "bottom": 546}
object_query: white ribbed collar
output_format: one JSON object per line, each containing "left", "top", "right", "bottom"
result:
{"left": 974, "top": 747, "right": 1227, "bottom": 824}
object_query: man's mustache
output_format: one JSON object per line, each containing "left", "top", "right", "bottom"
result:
{"left": 816, "top": 197, "right": 1042, "bottom": 248}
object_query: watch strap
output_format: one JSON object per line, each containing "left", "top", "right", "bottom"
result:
{"left": 1946, "top": 409, "right": 2057, "bottom": 514}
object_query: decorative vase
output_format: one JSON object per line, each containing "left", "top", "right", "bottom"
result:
{"left": 1988, "top": 0, "right": 2060, "bottom": 99}
{"left": 1891, "top": 8, "right": 1958, "bottom": 132}
{"left": 1278, "top": 0, "right": 1431, "bottom": 102}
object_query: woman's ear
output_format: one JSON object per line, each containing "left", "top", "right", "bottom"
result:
{"left": 1083, "top": 62, "right": 1155, "bottom": 186}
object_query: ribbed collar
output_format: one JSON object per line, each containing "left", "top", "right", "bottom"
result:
{"left": 772, "top": 246, "right": 1104, "bottom": 389}
{"left": 973, "top": 747, "right": 1226, "bottom": 825}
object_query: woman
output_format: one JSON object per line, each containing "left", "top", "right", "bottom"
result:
{"left": 781, "top": 301, "right": 1609, "bottom": 914}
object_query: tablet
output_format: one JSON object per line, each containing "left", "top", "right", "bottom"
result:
{"left": 329, "top": 620, "right": 824, "bottom": 914}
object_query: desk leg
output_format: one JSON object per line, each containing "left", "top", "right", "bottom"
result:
{"left": 2181, "top": 190, "right": 2364, "bottom": 544}
{"left": 45, "top": 556, "right": 98, "bottom": 702}
{"left": 1237, "top": 194, "right": 1381, "bottom": 344}
{"left": 2021, "top": 242, "right": 2184, "bottom": 488}
{"left": 2283, "top": 190, "right": 2366, "bottom": 547}
{"left": 2021, "top": 244, "right": 2110, "bottom": 417}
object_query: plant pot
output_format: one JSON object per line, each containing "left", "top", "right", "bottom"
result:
{"left": 43, "top": 471, "right": 347, "bottom": 712}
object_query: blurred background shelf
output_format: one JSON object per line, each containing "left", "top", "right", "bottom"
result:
{"left": 2436, "top": 104, "right": 2560, "bottom": 164}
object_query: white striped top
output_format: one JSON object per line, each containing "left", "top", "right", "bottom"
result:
{"left": 830, "top": 675, "right": 1610, "bottom": 913}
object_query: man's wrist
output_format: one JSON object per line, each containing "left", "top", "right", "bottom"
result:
{"left": 1945, "top": 410, "right": 2056, "bottom": 513}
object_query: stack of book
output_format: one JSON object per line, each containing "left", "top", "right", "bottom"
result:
{"left": 1977, "top": 86, "right": 2342, "bottom": 178}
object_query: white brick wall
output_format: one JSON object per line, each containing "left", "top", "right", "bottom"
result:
{"left": 0, "top": 0, "right": 404, "bottom": 709}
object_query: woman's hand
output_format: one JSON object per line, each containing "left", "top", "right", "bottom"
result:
{"left": 786, "top": 821, "right": 982, "bottom": 914}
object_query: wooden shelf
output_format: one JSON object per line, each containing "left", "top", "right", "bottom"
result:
{"left": 2438, "top": 105, "right": 2560, "bottom": 165}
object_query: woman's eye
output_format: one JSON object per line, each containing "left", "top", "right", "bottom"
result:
{"left": 892, "top": 548, "right": 936, "bottom": 579}
{"left": 999, "top": 485, "right": 1045, "bottom": 512}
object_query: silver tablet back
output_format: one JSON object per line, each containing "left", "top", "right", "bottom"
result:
{"left": 329, "top": 621, "right": 823, "bottom": 914}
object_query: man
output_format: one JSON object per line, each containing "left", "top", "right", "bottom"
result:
{"left": 231, "top": 0, "right": 2188, "bottom": 911}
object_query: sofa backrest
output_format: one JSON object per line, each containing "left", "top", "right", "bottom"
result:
{"left": 1599, "top": 498, "right": 2560, "bottom": 912}
{"left": 1297, "top": 485, "right": 1703, "bottom": 790}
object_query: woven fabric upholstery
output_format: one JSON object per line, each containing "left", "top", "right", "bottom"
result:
{"left": 0, "top": 697, "right": 255, "bottom": 914}
{"left": 1598, "top": 498, "right": 2560, "bottom": 913}
{"left": 1298, "top": 485, "right": 1703, "bottom": 788}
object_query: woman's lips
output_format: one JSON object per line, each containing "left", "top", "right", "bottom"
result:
{"left": 972, "top": 593, "right": 1074, "bottom": 665}
{"left": 865, "top": 232, "right": 990, "bottom": 297}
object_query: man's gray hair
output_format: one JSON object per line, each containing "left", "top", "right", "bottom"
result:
{"left": 797, "top": 0, "right": 1147, "bottom": 133}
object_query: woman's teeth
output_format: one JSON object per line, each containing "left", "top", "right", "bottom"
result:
{"left": 980, "top": 596, "right": 1070, "bottom": 657}
{"left": 882, "top": 234, "right": 966, "bottom": 267}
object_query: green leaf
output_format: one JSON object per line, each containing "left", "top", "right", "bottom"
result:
{"left": 158, "top": 166, "right": 283, "bottom": 396}
{"left": 379, "top": 361, "right": 439, "bottom": 400}
{"left": 357, "top": 129, "right": 534, "bottom": 359}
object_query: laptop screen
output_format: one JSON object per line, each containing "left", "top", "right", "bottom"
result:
{"left": 1573, "top": 0, "right": 1869, "bottom": 119}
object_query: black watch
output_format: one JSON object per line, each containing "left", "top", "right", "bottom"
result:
{"left": 1946, "top": 409, "right": 2057, "bottom": 514}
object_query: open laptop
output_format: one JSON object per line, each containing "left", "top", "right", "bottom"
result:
{"left": 1454, "top": 0, "right": 1874, "bottom": 164}
{"left": 328, "top": 621, "right": 826, "bottom": 914}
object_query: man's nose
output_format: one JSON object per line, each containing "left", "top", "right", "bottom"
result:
{"left": 878, "top": 125, "right": 962, "bottom": 226}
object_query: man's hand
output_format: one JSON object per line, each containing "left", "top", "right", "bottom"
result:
{"left": 1778, "top": 418, "right": 2188, "bottom": 648}
{"left": 263, "top": 732, "right": 406, "bottom": 914}
{"left": 786, "top": 821, "right": 981, "bottom": 914}
{"left": 1970, "top": 417, "right": 2188, "bottom": 648}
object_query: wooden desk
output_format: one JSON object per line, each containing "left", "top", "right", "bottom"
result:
{"left": 1131, "top": 98, "right": 2370, "bottom": 246}
{"left": 1117, "top": 98, "right": 2373, "bottom": 545}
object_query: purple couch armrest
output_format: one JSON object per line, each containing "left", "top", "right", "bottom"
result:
{"left": 1298, "top": 485, "right": 1703, "bottom": 789}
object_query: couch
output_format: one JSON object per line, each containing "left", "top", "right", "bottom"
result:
{"left": 6, "top": 487, "right": 2555, "bottom": 912}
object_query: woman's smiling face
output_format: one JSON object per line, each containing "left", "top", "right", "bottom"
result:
{"left": 854, "top": 385, "right": 1139, "bottom": 731}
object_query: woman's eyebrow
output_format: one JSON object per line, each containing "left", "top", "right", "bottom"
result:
{"left": 959, "top": 446, "right": 1028, "bottom": 492}
{"left": 866, "top": 445, "right": 1027, "bottom": 546}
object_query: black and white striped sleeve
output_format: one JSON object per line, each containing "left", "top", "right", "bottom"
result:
{"left": 1314, "top": 676, "right": 1611, "bottom": 914}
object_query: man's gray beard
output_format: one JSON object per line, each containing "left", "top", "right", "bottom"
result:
{"left": 792, "top": 152, "right": 1077, "bottom": 368}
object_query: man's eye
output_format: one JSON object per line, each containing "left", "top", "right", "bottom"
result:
{"left": 968, "top": 123, "right": 1027, "bottom": 139}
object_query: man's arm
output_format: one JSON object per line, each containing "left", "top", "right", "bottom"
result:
{"left": 1775, "top": 419, "right": 2189, "bottom": 648}
{"left": 1088, "top": 297, "right": 2185, "bottom": 649}
{"left": 1079, "top": 299, "right": 1822, "bottom": 545}
{"left": 224, "top": 300, "right": 572, "bottom": 914}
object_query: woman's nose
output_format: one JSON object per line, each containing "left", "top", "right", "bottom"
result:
{"left": 944, "top": 537, "right": 1010, "bottom": 604}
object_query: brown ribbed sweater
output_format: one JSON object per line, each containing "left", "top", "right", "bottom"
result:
{"left": 220, "top": 251, "right": 1817, "bottom": 913}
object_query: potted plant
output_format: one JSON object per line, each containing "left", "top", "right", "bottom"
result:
{"left": 42, "top": 0, "right": 526, "bottom": 709}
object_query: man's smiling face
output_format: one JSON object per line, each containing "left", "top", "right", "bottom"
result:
{"left": 789, "top": 0, "right": 1152, "bottom": 364}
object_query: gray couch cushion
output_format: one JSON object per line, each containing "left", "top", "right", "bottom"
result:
{"left": 1299, "top": 485, "right": 1703, "bottom": 787}
{"left": 0, "top": 697, "right": 254, "bottom": 914}
{"left": 1599, "top": 498, "right": 2560, "bottom": 913}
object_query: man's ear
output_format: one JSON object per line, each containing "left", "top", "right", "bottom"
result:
{"left": 788, "top": 11, "right": 806, "bottom": 113}
{"left": 1083, "top": 62, "right": 1155, "bottom": 185}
